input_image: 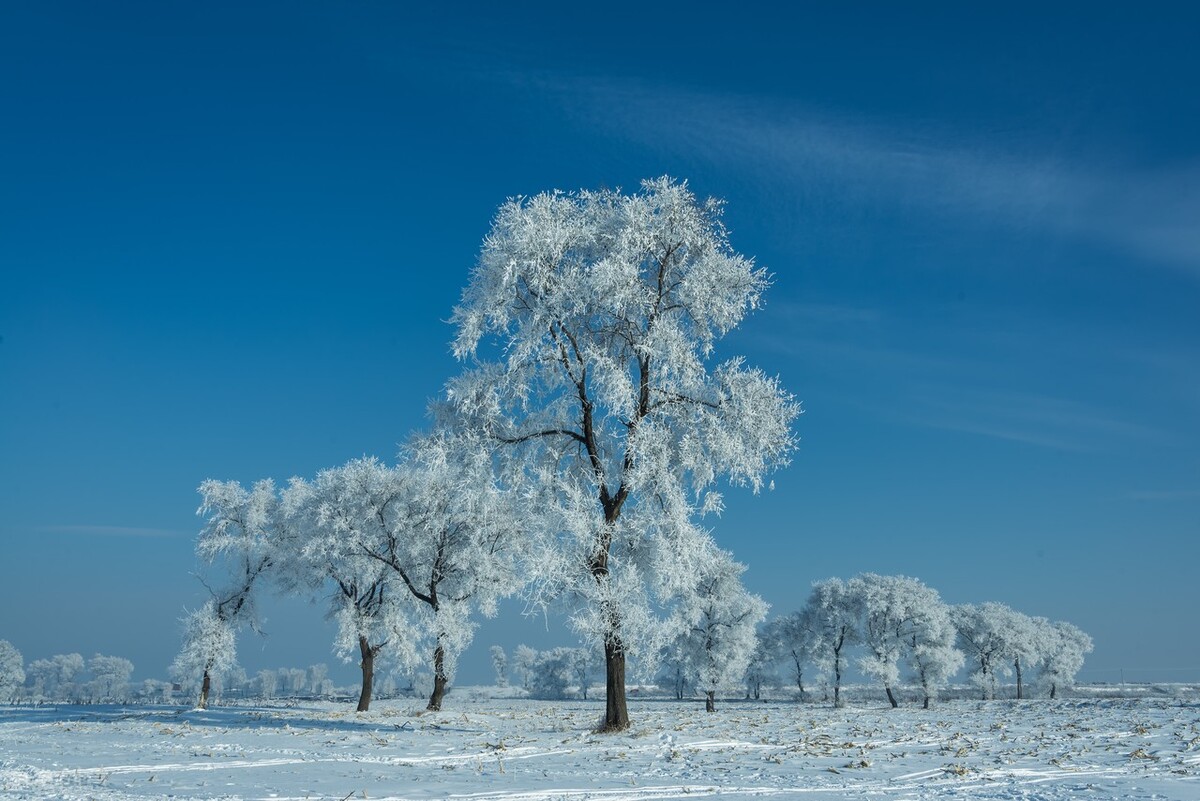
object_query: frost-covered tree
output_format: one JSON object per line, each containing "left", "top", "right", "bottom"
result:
{"left": 0, "top": 641, "right": 24, "bottom": 702}
{"left": 667, "top": 550, "right": 767, "bottom": 712}
{"left": 170, "top": 600, "right": 237, "bottom": 709}
{"left": 354, "top": 432, "right": 518, "bottom": 711}
{"left": 1036, "top": 619, "right": 1093, "bottom": 699}
{"left": 656, "top": 650, "right": 695, "bottom": 700}
{"left": 307, "top": 663, "right": 329, "bottom": 696}
{"left": 902, "top": 586, "right": 963, "bottom": 708}
{"left": 848, "top": 573, "right": 909, "bottom": 708}
{"left": 764, "top": 612, "right": 818, "bottom": 700}
{"left": 87, "top": 654, "right": 133, "bottom": 702}
{"left": 523, "top": 647, "right": 596, "bottom": 700}
{"left": 512, "top": 644, "right": 538, "bottom": 690}
{"left": 848, "top": 573, "right": 962, "bottom": 709}
{"left": 26, "top": 653, "right": 84, "bottom": 702}
{"left": 280, "top": 667, "right": 307, "bottom": 695}
{"left": 1001, "top": 608, "right": 1043, "bottom": 700}
{"left": 954, "top": 602, "right": 1039, "bottom": 700}
{"left": 800, "top": 578, "right": 858, "bottom": 708}
{"left": 490, "top": 645, "right": 508, "bottom": 687}
{"left": 256, "top": 669, "right": 278, "bottom": 700}
{"left": 743, "top": 634, "right": 779, "bottom": 701}
{"left": 281, "top": 460, "right": 415, "bottom": 712}
{"left": 182, "top": 478, "right": 281, "bottom": 708}
{"left": 446, "top": 177, "right": 798, "bottom": 730}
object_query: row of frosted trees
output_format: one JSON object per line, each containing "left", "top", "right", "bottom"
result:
{"left": 177, "top": 178, "right": 799, "bottom": 732}
{"left": 0, "top": 644, "right": 138, "bottom": 704}
{"left": 749, "top": 574, "right": 1093, "bottom": 708}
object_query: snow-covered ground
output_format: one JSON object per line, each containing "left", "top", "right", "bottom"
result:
{"left": 2, "top": 692, "right": 1198, "bottom": 800}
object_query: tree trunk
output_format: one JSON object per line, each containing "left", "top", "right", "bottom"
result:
{"left": 1014, "top": 657, "right": 1023, "bottom": 700}
{"left": 601, "top": 637, "right": 630, "bottom": 731}
{"left": 885, "top": 685, "right": 898, "bottom": 708}
{"left": 834, "top": 658, "right": 843, "bottom": 708}
{"left": 197, "top": 669, "right": 211, "bottom": 710}
{"left": 427, "top": 641, "right": 448, "bottom": 711}
{"left": 357, "top": 636, "right": 375, "bottom": 713}
{"left": 705, "top": 691, "right": 715, "bottom": 713}
{"left": 1050, "top": 682, "right": 1057, "bottom": 700}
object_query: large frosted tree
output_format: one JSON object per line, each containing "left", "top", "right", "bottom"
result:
{"left": 446, "top": 178, "right": 798, "bottom": 730}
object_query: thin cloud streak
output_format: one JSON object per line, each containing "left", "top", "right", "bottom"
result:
{"left": 553, "top": 76, "right": 1200, "bottom": 276}
{"left": 37, "top": 525, "right": 185, "bottom": 539}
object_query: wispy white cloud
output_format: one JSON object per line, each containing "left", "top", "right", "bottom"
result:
{"left": 897, "top": 388, "right": 1170, "bottom": 453}
{"left": 1127, "top": 489, "right": 1200, "bottom": 501}
{"left": 37, "top": 525, "right": 185, "bottom": 538}
{"left": 545, "top": 75, "right": 1200, "bottom": 276}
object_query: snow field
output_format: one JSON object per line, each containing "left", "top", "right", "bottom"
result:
{"left": 1, "top": 696, "right": 1197, "bottom": 800}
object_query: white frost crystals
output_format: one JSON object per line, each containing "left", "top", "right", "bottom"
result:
{"left": 444, "top": 177, "right": 799, "bottom": 729}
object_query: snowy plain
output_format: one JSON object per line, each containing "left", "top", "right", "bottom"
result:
{"left": 2, "top": 689, "right": 1198, "bottom": 801}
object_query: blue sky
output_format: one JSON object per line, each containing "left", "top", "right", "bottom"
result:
{"left": 1, "top": 3, "right": 1197, "bottom": 687}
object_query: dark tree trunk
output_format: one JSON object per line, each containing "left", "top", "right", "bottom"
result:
{"left": 357, "top": 636, "right": 375, "bottom": 712}
{"left": 834, "top": 656, "right": 843, "bottom": 708}
{"left": 923, "top": 693, "right": 931, "bottom": 709}
{"left": 705, "top": 691, "right": 715, "bottom": 713}
{"left": 885, "top": 685, "right": 898, "bottom": 708}
{"left": 1014, "top": 657, "right": 1024, "bottom": 700}
{"left": 1050, "top": 682, "right": 1057, "bottom": 700}
{"left": 198, "top": 669, "right": 211, "bottom": 710}
{"left": 427, "top": 641, "right": 448, "bottom": 711}
{"left": 601, "top": 637, "right": 630, "bottom": 731}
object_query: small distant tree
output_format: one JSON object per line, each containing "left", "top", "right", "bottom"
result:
{"left": 0, "top": 641, "right": 24, "bottom": 702}
{"left": 800, "top": 578, "right": 858, "bottom": 707}
{"left": 848, "top": 573, "right": 963, "bottom": 709}
{"left": 307, "top": 664, "right": 329, "bottom": 697}
{"left": 26, "top": 653, "right": 84, "bottom": 702}
{"left": 1001, "top": 608, "right": 1043, "bottom": 700}
{"left": 171, "top": 600, "right": 238, "bottom": 709}
{"left": 280, "top": 667, "right": 307, "bottom": 695}
{"left": 767, "top": 612, "right": 818, "bottom": 700}
{"left": 490, "top": 646, "right": 508, "bottom": 687}
{"left": 446, "top": 178, "right": 798, "bottom": 730}
{"left": 138, "top": 679, "right": 173, "bottom": 704}
{"left": 742, "top": 634, "right": 779, "bottom": 701}
{"left": 512, "top": 645, "right": 538, "bottom": 690}
{"left": 358, "top": 432, "right": 519, "bottom": 711}
{"left": 256, "top": 669, "right": 278, "bottom": 700}
{"left": 668, "top": 550, "right": 767, "bottom": 712}
{"left": 953, "top": 602, "right": 1019, "bottom": 700}
{"left": 903, "top": 588, "right": 963, "bottom": 708}
{"left": 656, "top": 650, "right": 695, "bottom": 700}
{"left": 568, "top": 648, "right": 597, "bottom": 700}
{"left": 527, "top": 647, "right": 579, "bottom": 699}
{"left": 848, "top": 573, "right": 910, "bottom": 708}
{"left": 87, "top": 654, "right": 134, "bottom": 702}
{"left": 281, "top": 460, "right": 414, "bottom": 712}
{"left": 184, "top": 478, "right": 281, "bottom": 708}
{"left": 1037, "top": 619, "right": 1093, "bottom": 699}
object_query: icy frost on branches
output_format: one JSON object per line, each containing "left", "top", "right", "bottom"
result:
{"left": 446, "top": 177, "right": 799, "bottom": 730}
{"left": 665, "top": 550, "right": 767, "bottom": 712}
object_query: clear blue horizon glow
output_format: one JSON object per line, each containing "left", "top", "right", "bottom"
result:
{"left": 1, "top": 3, "right": 1197, "bottom": 689}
